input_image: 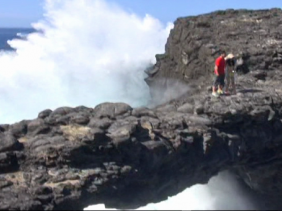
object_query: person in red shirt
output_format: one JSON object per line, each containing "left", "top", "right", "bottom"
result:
{"left": 212, "top": 50, "right": 226, "bottom": 96}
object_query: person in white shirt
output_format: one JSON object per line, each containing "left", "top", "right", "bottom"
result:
{"left": 224, "top": 53, "right": 236, "bottom": 95}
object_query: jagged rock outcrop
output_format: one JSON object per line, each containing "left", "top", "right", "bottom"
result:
{"left": 145, "top": 8, "right": 282, "bottom": 103}
{"left": 1, "top": 8, "right": 282, "bottom": 211}
{"left": 1, "top": 83, "right": 282, "bottom": 210}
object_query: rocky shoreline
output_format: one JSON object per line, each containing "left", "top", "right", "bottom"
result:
{"left": 1, "top": 8, "right": 282, "bottom": 210}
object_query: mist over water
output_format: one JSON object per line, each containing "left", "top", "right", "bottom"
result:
{"left": 1, "top": 0, "right": 256, "bottom": 210}
{"left": 85, "top": 171, "right": 256, "bottom": 210}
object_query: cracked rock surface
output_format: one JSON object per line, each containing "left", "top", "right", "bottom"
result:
{"left": 2, "top": 8, "right": 282, "bottom": 210}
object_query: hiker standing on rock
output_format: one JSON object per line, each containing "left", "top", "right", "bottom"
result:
{"left": 225, "top": 53, "right": 236, "bottom": 95}
{"left": 212, "top": 50, "right": 226, "bottom": 97}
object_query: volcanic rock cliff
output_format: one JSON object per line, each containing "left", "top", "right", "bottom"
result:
{"left": 145, "top": 8, "right": 282, "bottom": 103}
{"left": 1, "top": 8, "right": 282, "bottom": 210}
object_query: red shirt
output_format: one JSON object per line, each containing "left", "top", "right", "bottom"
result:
{"left": 215, "top": 56, "right": 226, "bottom": 75}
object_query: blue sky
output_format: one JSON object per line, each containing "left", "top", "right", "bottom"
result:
{"left": 0, "top": 0, "right": 44, "bottom": 27}
{"left": 0, "top": 0, "right": 281, "bottom": 27}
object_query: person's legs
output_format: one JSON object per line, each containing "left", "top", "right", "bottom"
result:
{"left": 212, "top": 76, "right": 219, "bottom": 96}
{"left": 218, "top": 85, "right": 223, "bottom": 94}
{"left": 225, "top": 68, "right": 230, "bottom": 93}
{"left": 225, "top": 74, "right": 230, "bottom": 93}
{"left": 217, "top": 75, "right": 224, "bottom": 94}
{"left": 231, "top": 74, "right": 236, "bottom": 94}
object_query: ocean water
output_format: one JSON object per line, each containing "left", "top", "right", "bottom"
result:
{"left": 0, "top": 0, "right": 257, "bottom": 210}
{"left": 0, "top": 28, "right": 35, "bottom": 51}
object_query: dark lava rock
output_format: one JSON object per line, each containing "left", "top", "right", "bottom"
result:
{"left": 145, "top": 8, "right": 282, "bottom": 104}
{"left": 1, "top": 8, "right": 282, "bottom": 211}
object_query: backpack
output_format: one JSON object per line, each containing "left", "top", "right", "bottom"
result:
{"left": 226, "top": 58, "right": 235, "bottom": 67}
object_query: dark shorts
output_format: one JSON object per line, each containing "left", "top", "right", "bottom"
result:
{"left": 213, "top": 74, "right": 225, "bottom": 87}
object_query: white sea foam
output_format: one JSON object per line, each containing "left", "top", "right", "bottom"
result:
{"left": 85, "top": 171, "right": 256, "bottom": 210}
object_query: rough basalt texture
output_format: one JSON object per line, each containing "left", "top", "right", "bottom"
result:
{"left": 1, "top": 8, "right": 282, "bottom": 211}
{"left": 145, "top": 8, "right": 282, "bottom": 103}
{"left": 1, "top": 83, "right": 282, "bottom": 210}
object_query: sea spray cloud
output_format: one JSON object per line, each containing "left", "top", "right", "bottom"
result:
{"left": 85, "top": 171, "right": 256, "bottom": 210}
{"left": 141, "top": 171, "right": 256, "bottom": 210}
{"left": 0, "top": 0, "right": 173, "bottom": 124}
{"left": 147, "top": 78, "right": 191, "bottom": 107}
